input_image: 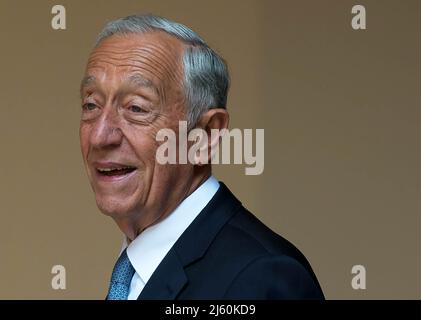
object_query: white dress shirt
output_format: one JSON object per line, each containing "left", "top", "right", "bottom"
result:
{"left": 118, "top": 175, "right": 220, "bottom": 300}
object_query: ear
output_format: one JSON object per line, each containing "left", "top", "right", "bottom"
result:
{"left": 192, "top": 108, "right": 229, "bottom": 165}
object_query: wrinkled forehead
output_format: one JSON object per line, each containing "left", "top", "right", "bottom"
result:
{"left": 85, "top": 31, "right": 185, "bottom": 96}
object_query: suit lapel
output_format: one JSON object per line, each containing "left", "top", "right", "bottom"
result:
{"left": 137, "top": 182, "right": 242, "bottom": 300}
{"left": 137, "top": 250, "right": 187, "bottom": 299}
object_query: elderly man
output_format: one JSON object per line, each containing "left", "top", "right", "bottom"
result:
{"left": 79, "top": 14, "right": 324, "bottom": 300}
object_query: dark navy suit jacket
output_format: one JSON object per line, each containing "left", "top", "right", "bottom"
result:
{"left": 137, "top": 182, "right": 324, "bottom": 299}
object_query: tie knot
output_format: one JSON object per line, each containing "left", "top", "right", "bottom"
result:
{"left": 107, "top": 248, "right": 136, "bottom": 300}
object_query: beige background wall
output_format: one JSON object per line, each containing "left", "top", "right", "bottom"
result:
{"left": 0, "top": 0, "right": 419, "bottom": 299}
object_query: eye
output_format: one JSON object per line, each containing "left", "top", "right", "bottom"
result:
{"left": 82, "top": 102, "right": 97, "bottom": 111}
{"left": 129, "top": 105, "right": 147, "bottom": 113}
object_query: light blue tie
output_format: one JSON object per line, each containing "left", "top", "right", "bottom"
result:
{"left": 107, "top": 248, "right": 135, "bottom": 300}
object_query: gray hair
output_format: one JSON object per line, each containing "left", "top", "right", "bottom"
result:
{"left": 96, "top": 14, "right": 230, "bottom": 129}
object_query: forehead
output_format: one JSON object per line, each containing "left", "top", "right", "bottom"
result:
{"left": 85, "top": 31, "right": 184, "bottom": 89}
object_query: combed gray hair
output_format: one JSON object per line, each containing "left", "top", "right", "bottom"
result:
{"left": 96, "top": 14, "right": 230, "bottom": 129}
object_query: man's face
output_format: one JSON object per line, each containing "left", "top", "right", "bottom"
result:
{"left": 79, "top": 32, "right": 193, "bottom": 229}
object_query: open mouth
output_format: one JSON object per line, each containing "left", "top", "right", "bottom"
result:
{"left": 96, "top": 166, "right": 137, "bottom": 177}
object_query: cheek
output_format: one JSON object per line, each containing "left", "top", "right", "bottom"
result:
{"left": 123, "top": 130, "right": 158, "bottom": 172}
{"left": 79, "top": 125, "right": 91, "bottom": 159}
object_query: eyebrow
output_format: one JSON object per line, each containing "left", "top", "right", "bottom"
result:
{"left": 80, "top": 75, "right": 96, "bottom": 94}
{"left": 126, "top": 74, "right": 155, "bottom": 90}
{"left": 79, "top": 74, "right": 158, "bottom": 98}
{"left": 80, "top": 75, "right": 100, "bottom": 99}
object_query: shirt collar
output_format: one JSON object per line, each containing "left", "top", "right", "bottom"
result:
{"left": 122, "top": 175, "right": 220, "bottom": 284}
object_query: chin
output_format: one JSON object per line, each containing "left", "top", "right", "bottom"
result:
{"left": 95, "top": 195, "right": 137, "bottom": 219}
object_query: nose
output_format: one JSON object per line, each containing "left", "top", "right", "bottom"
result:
{"left": 89, "top": 108, "right": 123, "bottom": 149}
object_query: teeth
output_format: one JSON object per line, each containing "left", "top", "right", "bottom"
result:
{"left": 97, "top": 166, "right": 134, "bottom": 172}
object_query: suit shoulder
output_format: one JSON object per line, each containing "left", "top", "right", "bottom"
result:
{"left": 223, "top": 207, "right": 310, "bottom": 263}
{"left": 216, "top": 207, "right": 324, "bottom": 299}
{"left": 211, "top": 206, "right": 321, "bottom": 282}
{"left": 223, "top": 253, "right": 324, "bottom": 299}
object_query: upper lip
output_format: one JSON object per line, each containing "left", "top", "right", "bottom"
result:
{"left": 91, "top": 161, "right": 137, "bottom": 170}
